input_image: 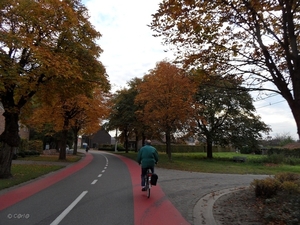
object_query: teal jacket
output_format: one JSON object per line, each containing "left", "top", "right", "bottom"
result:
{"left": 137, "top": 144, "right": 158, "bottom": 168}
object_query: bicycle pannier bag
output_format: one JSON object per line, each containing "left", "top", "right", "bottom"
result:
{"left": 151, "top": 173, "right": 158, "bottom": 185}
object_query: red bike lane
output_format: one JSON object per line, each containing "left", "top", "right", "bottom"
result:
{"left": 0, "top": 153, "right": 93, "bottom": 211}
{"left": 117, "top": 155, "right": 190, "bottom": 225}
{"left": 0, "top": 152, "right": 190, "bottom": 225}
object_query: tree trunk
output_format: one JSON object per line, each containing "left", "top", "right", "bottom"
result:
{"left": 124, "top": 128, "right": 129, "bottom": 153}
{"left": 73, "top": 131, "right": 78, "bottom": 155}
{"left": 72, "top": 127, "right": 79, "bottom": 155}
{"left": 142, "top": 132, "right": 146, "bottom": 147}
{"left": 166, "top": 130, "right": 172, "bottom": 160}
{"left": 0, "top": 111, "right": 21, "bottom": 178}
{"left": 59, "top": 129, "right": 67, "bottom": 160}
{"left": 289, "top": 102, "right": 300, "bottom": 140}
{"left": 135, "top": 131, "right": 138, "bottom": 152}
{"left": 0, "top": 143, "right": 15, "bottom": 178}
{"left": 206, "top": 137, "right": 213, "bottom": 159}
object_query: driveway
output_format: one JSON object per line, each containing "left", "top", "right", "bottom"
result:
{"left": 155, "top": 167, "right": 268, "bottom": 225}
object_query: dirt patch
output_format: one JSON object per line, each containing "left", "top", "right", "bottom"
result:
{"left": 213, "top": 188, "right": 263, "bottom": 225}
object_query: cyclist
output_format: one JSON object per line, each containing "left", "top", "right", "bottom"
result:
{"left": 137, "top": 140, "right": 158, "bottom": 191}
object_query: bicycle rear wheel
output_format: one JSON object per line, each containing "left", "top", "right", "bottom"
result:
{"left": 147, "top": 180, "right": 151, "bottom": 198}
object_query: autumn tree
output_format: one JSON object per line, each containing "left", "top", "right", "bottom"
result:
{"left": 0, "top": 0, "right": 107, "bottom": 178}
{"left": 135, "top": 61, "right": 197, "bottom": 160}
{"left": 191, "top": 71, "right": 270, "bottom": 158}
{"left": 23, "top": 86, "right": 110, "bottom": 158}
{"left": 71, "top": 90, "right": 111, "bottom": 155}
{"left": 150, "top": 0, "right": 300, "bottom": 139}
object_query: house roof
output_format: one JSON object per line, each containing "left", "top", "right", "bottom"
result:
{"left": 283, "top": 142, "right": 300, "bottom": 149}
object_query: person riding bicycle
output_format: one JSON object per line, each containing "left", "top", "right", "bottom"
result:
{"left": 137, "top": 140, "right": 158, "bottom": 191}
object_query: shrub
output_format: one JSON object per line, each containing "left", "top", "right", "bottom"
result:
{"left": 23, "top": 150, "right": 40, "bottom": 156}
{"left": 240, "top": 146, "right": 253, "bottom": 154}
{"left": 252, "top": 173, "right": 300, "bottom": 199}
{"left": 281, "top": 181, "right": 300, "bottom": 194}
{"left": 251, "top": 177, "right": 281, "bottom": 198}
{"left": 28, "top": 140, "right": 43, "bottom": 153}
{"left": 98, "top": 144, "right": 113, "bottom": 150}
{"left": 267, "top": 153, "right": 286, "bottom": 164}
{"left": 12, "top": 154, "right": 18, "bottom": 160}
{"left": 113, "top": 144, "right": 125, "bottom": 151}
{"left": 274, "top": 173, "right": 300, "bottom": 183}
{"left": 268, "top": 148, "right": 300, "bottom": 158}
{"left": 19, "top": 139, "right": 29, "bottom": 152}
{"left": 18, "top": 151, "right": 26, "bottom": 158}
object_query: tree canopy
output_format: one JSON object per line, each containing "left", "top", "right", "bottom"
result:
{"left": 150, "top": 0, "right": 300, "bottom": 139}
{"left": 108, "top": 86, "right": 139, "bottom": 153}
{"left": 135, "top": 60, "right": 197, "bottom": 159}
{"left": 191, "top": 71, "right": 270, "bottom": 158}
{"left": 0, "top": 0, "right": 109, "bottom": 178}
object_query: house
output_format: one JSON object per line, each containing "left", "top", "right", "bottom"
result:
{"left": 283, "top": 142, "right": 300, "bottom": 149}
{"left": 82, "top": 128, "right": 111, "bottom": 149}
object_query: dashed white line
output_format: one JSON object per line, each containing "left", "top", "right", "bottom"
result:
{"left": 98, "top": 174, "right": 102, "bottom": 178}
{"left": 91, "top": 180, "right": 98, "bottom": 185}
{"left": 102, "top": 170, "right": 105, "bottom": 173}
{"left": 50, "top": 191, "right": 88, "bottom": 225}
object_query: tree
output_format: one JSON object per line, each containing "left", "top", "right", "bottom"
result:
{"left": 0, "top": 0, "right": 107, "bottom": 178}
{"left": 70, "top": 90, "right": 111, "bottom": 155}
{"left": 150, "top": 0, "right": 300, "bottom": 139}
{"left": 260, "top": 132, "right": 296, "bottom": 147}
{"left": 108, "top": 83, "right": 140, "bottom": 153}
{"left": 191, "top": 72, "right": 270, "bottom": 158}
{"left": 23, "top": 88, "right": 110, "bottom": 158}
{"left": 135, "top": 61, "right": 197, "bottom": 160}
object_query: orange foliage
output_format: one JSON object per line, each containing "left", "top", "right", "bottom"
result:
{"left": 135, "top": 60, "right": 197, "bottom": 135}
{"left": 23, "top": 88, "right": 111, "bottom": 135}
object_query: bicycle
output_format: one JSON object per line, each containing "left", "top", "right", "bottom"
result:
{"left": 144, "top": 169, "right": 152, "bottom": 198}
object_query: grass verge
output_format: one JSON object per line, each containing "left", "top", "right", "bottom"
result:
{"left": 0, "top": 154, "right": 82, "bottom": 191}
{"left": 118, "top": 151, "right": 300, "bottom": 175}
{"left": 0, "top": 164, "right": 64, "bottom": 190}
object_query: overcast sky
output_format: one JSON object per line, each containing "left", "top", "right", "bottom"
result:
{"left": 83, "top": 0, "right": 298, "bottom": 140}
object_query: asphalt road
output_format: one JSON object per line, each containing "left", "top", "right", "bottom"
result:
{"left": 0, "top": 151, "right": 268, "bottom": 225}
{"left": 0, "top": 152, "right": 134, "bottom": 225}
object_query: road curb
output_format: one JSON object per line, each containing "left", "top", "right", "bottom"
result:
{"left": 193, "top": 186, "right": 248, "bottom": 225}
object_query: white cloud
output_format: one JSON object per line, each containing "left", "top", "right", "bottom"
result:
{"left": 83, "top": 0, "right": 298, "bottom": 140}
{"left": 254, "top": 95, "right": 297, "bottom": 139}
{"left": 84, "top": 0, "right": 173, "bottom": 91}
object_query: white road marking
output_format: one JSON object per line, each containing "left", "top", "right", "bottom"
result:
{"left": 104, "top": 167, "right": 107, "bottom": 169}
{"left": 50, "top": 191, "right": 88, "bottom": 225}
{"left": 91, "top": 180, "right": 98, "bottom": 185}
{"left": 98, "top": 174, "right": 102, "bottom": 178}
{"left": 102, "top": 170, "right": 105, "bottom": 173}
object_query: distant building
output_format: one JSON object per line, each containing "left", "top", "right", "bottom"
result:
{"left": 82, "top": 128, "right": 111, "bottom": 149}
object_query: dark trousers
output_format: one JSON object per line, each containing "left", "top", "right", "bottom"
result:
{"left": 141, "top": 167, "right": 154, "bottom": 186}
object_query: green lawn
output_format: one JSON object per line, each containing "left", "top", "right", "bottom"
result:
{"left": 120, "top": 151, "right": 300, "bottom": 175}
{"left": 0, "top": 164, "right": 64, "bottom": 190}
